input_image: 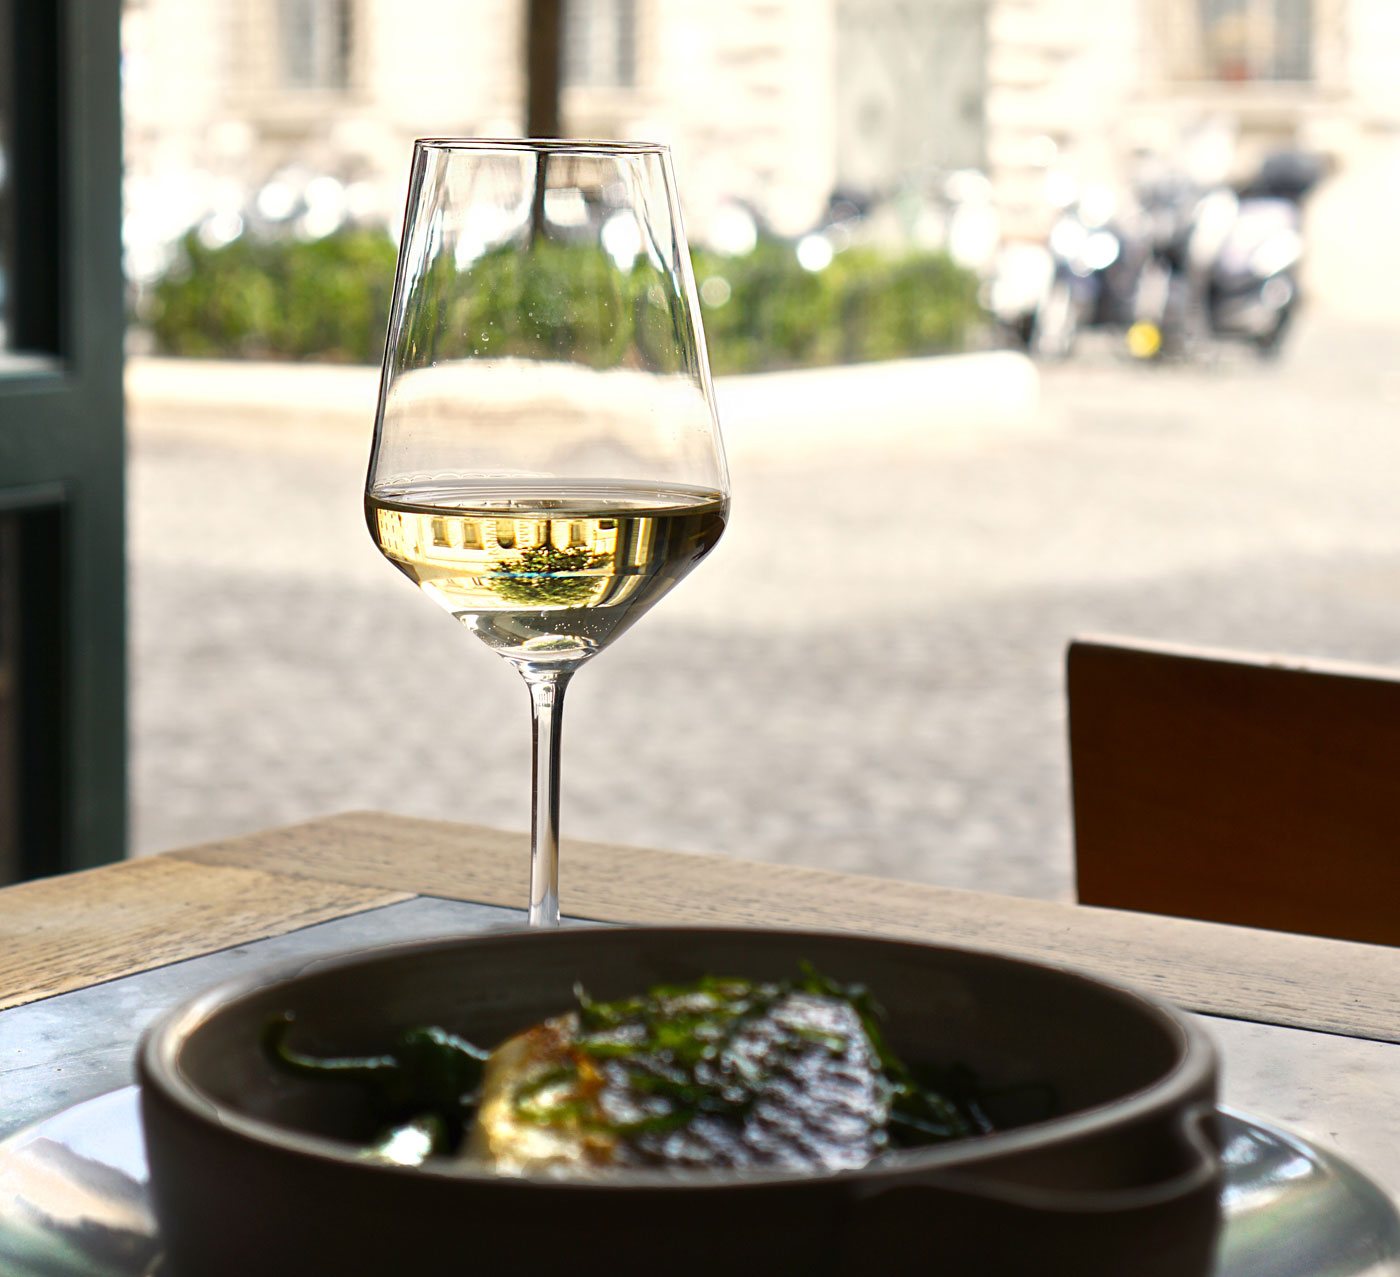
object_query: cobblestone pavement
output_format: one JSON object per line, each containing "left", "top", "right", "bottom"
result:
{"left": 129, "top": 317, "right": 1400, "bottom": 903}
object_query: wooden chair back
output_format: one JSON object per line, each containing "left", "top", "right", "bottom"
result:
{"left": 1068, "top": 636, "right": 1400, "bottom": 947}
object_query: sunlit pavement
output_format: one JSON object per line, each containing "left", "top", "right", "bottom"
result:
{"left": 128, "top": 314, "right": 1400, "bottom": 903}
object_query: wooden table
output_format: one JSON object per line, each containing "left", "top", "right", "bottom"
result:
{"left": 4, "top": 811, "right": 1400, "bottom": 1197}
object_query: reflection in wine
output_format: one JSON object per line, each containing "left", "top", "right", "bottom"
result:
{"left": 368, "top": 479, "right": 728, "bottom": 663}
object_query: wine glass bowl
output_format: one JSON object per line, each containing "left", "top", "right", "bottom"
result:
{"left": 366, "top": 139, "right": 729, "bottom": 925}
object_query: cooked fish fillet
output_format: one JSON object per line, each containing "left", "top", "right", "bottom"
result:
{"left": 467, "top": 990, "right": 891, "bottom": 1175}
{"left": 467, "top": 1013, "right": 613, "bottom": 1172}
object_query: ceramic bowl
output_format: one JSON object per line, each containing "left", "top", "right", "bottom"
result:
{"left": 138, "top": 926, "right": 1221, "bottom": 1276}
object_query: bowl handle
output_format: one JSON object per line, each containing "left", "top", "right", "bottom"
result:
{"left": 840, "top": 1102, "right": 1222, "bottom": 1276}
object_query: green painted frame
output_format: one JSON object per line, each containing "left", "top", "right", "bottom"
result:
{"left": 0, "top": 1, "right": 126, "bottom": 878}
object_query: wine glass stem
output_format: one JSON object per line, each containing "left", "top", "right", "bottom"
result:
{"left": 521, "top": 666, "right": 573, "bottom": 928}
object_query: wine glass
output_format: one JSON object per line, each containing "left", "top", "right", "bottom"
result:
{"left": 365, "top": 139, "right": 730, "bottom": 928}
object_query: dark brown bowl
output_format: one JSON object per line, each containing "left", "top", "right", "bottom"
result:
{"left": 138, "top": 926, "right": 1221, "bottom": 1276}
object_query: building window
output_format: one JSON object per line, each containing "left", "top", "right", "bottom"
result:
{"left": 1192, "top": 0, "right": 1313, "bottom": 82}
{"left": 563, "top": 0, "right": 636, "bottom": 89}
{"left": 279, "top": 0, "right": 353, "bottom": 90}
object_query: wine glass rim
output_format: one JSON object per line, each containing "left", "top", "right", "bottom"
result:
{"left": 414, "top": 136, "right": 671, "bottom": 156}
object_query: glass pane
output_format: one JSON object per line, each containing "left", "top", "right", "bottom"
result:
{"left": 279, "top": 0, "right": 352, "bottom": 90}
{"left": 0, "top": 0, "right": 14, "bottom": 352}
{"left": 0, "top": 0, "right": 60, "bottom": 364}
{"left": 1199, "top": 0, "right": 1252, "bottom": 79}
{"left": 117, "top": 0, "right": 1400, "bottom": 911}
{"left": 563, "top": 0, "right": 636, "bottom": 88}
{"left": 0, "top": 513, "right": 15, "bottom": 882}
{"left": 1273, "top": 0, "right": 1313, "bottom": 79}
{"left": 1197, "top": 0, "right": 1313, "bottom": 81}
{"left": 0, "top": 501, "right": 63, "bottom": 885}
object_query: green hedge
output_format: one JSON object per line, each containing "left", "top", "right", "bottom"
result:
{"left": 146, "top": 229, "right": 984, "bottom": 372}
{"left": 392, "top": 239, "right": 668, "bottom": 371}
{"left": 147, "top": 230, "right": 400, "bottom": 363}
{"left": 691, "top": 241, "right": 984, "bottom": 372}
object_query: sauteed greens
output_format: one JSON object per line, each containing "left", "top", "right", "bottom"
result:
{"left": 265, "top": 966, "right": 1020, "bottom": 1172}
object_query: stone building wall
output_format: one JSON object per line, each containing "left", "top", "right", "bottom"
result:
{"left": 121, "top": 0, "right": 1400, "bottom": 315}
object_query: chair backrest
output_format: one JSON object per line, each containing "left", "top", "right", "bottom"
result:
{"left": 1068, "top": 635, "right": 1400, "bottom": 947}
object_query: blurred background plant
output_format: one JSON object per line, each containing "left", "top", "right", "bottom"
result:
{"left": 147, "top": 230, "right": 985, "bottom": 372}
{"left": 148, "top": 229, "right": 399, "bottom": 362}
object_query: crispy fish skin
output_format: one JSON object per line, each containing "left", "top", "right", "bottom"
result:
{"left": 623, "top": 991, "right": 890, "bottom": 1172}
{"left": 467, "top": 991, "right": 890, "bottom": 1175}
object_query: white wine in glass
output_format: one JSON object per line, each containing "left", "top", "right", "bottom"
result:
{"left": 365, "top": 139, "right": 730, "bottom": 927}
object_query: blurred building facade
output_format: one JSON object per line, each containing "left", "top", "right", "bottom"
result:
{"left": 122, "top": 0, "right": 1400, "bottom": 316}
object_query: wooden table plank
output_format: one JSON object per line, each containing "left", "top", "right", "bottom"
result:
{"left": 0, "top": 856, "right": 409, "bottom": 1009}
{"left": 169, "top": 810, "right": 1400, "bottom": 1045}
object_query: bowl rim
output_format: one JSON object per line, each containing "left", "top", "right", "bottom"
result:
{"left": 137, "top": 924, "right": 1218, "bottom": 1191}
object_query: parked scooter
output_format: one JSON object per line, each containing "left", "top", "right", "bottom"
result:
{"left": 994, "top": 151, "right": 1324, "bottom": 363}
{"left": 1206, "top": 151, "right": 1323, "bottom": 356}
{"left": 989, "top": 182, "right": 1144, "bottom": 359}
{"left": 1121, "top": 169, "right": 1206, "bottom": 360}
{"left": 1126, "top": 151, "right": 1323, "bottom": 361}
